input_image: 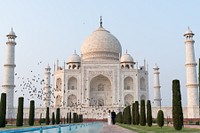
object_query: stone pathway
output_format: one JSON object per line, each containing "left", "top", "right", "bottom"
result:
{"left": 185, "top": 125, "right": 200, "bottom": 129}
{"left": 168, "top": 123, "right": 200, "bottom": 130}
{"left": 99, "top": 124, "right": 137, "bottom": 133}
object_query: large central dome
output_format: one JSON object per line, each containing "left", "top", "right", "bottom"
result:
{"left": 81, "top": 26, "right": 122, "bottom": 61}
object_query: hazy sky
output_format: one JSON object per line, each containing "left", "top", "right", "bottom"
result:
{"left": 0, "top": 0, "right": 200, "bottom": 107}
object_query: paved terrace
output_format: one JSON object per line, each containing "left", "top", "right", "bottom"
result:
{"left": 99, "top": 124, "right": 136, "bottom": 133}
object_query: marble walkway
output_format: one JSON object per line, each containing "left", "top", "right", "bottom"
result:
{"left": 99, "top": 124, "right": 137, "bottom": 133}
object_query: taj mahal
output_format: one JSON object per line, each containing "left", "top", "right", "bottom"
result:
{"left": 1, "top": 17, "right": 199, "bottom": 121}
{"left": 52, "top": 18, "right": 149, "bottom": 109}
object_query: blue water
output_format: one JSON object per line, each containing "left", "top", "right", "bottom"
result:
{"left": 0, "top": 122, "right": 104, "bottom": 133}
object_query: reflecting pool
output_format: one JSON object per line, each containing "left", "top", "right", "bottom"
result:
{"left": 1, "top": 122, "right": 104, "bottom": 133}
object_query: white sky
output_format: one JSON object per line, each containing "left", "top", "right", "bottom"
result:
{"left": 0, "top": 0, "right": 200, "bottom": 107}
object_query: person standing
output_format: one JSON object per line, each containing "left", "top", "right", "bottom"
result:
{"left": 111, "top": 110, "right": 116, "bottom": 125}
{"left": 107, "top": 110, "right": 111, "bottom": 125}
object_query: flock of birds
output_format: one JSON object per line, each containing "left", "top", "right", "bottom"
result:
{"left": 14, "top": 61, "right": 54, "bottom": 107}
{"left": 13, "top": 61, "right": 121, "bottom": 116}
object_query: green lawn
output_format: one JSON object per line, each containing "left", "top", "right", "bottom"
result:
{"left": 117, "top": 123, "right": 200, "bottom": 133}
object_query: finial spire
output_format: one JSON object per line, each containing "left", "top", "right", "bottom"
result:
{"left": 7, "top": 27, "right": 17, "bottom": 38}
{"left": 74, "top": 49, "right": 76, "bottom": 54}
{"left": 100, "top": 16, "right": 103, "bottom": 27}
{"left": 126, "top": 49, "right": 128, "bottom": 54}
{"left": 184, "top": 26, "right": 194, "bottom": 37}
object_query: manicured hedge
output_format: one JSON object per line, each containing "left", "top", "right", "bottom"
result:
{"left": 172, "top": 79, "right": 183, "bottom": 130}
{"left": 28, "top": 100, "right": 35, "bottom": 126}
{"left": 147, "top": 100, "right": 152, "bottom": 127}
{"left": 45, "top": 107, "right": 50, "bottom": 125}
{"left": 0, "top": 93, "right": 6, "bottom": 127}
{"left": 56, "top": 108, "right": 60, "bottom": 124}
{"left": 16, "top": 97, "right": 24, "bottom": 126}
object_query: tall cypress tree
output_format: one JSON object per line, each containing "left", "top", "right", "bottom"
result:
{"left": 45, "top": 107, "right": 50, "bottom": 125}
{"left": 16, "top": 97, "right": 24, "bottom": 126}
{"left": 79, "top": 114, "right": 83, "bottom": 122}
{"left": 69, "top": 112, "right": 71, "bottom": 123}
{"left": 73, "top": 113, "right": 77, "bottom": 123}
{"left": 123, "top": 107, "right": 126, "bottom": 124}
{"left": 140, "top": 100, "right": 146, "bottom": 126}
{"left": 28, "top": 100, "right": 35, "bottom": 126}
{"left": 172, "top": 79, "right": 183, "bottom": 130}
{"left": 128, "top": 105, "right": 132, "bottom": 124}
{"left": 126, "top": 106, "right": 131, "bottom": 124}
{"left": 0, "top": 93, "right": 6, "bottom": 127}
{"left": 119, "top": 112, "right": 123, "bottom": 123}
{"left": 116, "top": 112, "right": 123, "bottom": 123}
{"left": 147, "top": 100, "right": 152, "bottom": 127}
{"left": 56, "top": 108, "right": 60, "bottom": 124}
{"left": 52, "top": 112, "right": 55, "bottom": 125}
{"left": 132, "top": 103, "right": 136, "bottom": 125}
{"left": 157, "top": 110, "right": 164, "bottom": 128}
{"left": 135, "top": 101, "right": 139, "bottom": 125}
{"left": 123, "top": 106, "right": 131, "bottom": 124}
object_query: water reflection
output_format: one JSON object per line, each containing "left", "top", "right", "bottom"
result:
{"left": 37, "top": 122, "right": 104, "bottom": 133}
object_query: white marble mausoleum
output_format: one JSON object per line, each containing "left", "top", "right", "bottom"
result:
{"left": 50, "top": 19, "right": 149, "bottom": 113}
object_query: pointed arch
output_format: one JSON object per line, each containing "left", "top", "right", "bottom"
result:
{"left": 72, "top": 65, "right": 76, "bottom": 69}
{"left": 131, "top": 65, "right": 133, "bottom": 68}
{"left": 140, "top": 77, "right": 146, "bottom": 90}
{"left": 124, "top": 94, "right": 134, "bottom": 106}
{"left": 56, "top": 78, "right": 62, "bottom": 91}
{"left": 68, "top": 77, "right": 77, "bottom": 90}
{"left": 124, "top": 76, "right": 133, "bottom": 90}
{"left": 98, "top": 97, "right": 104, "bottom": 106}
{"left": 140, "top": 95, "right": 146, "bottom": 101}
{"left": 55, "top": 95, "right": 62, "bottom": 107}
{"left": 90, "top": 74, "right": 111, "bottom": 106}
{"left": 125, "top": 64, "right": 130, "bottom": 69}
{"left": 68, "top": 94, "right": 77, "bottom": 106}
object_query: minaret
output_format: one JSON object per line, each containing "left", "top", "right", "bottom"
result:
{"left": 44, "top": 64, "right": 51, "bottom": 107}
{"left": 184, "top": 27, "right": 199, "bottom": 118}
{"left": 2, "top": 28, "right": 17, "bottom": 112}
{"left": 153, "top": 64, "right": 161, "bottom": 108}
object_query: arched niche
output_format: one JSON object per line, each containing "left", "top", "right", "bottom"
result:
{"left": 90, "top": 75, "right": 112, "bottom": 106}
{"left": 140, "top": 95, "right": 146, "bottom": 101}
{"left": 124, "top": 94, "right": 134, "bottom": 106}
{"left": 68, "top": 77, "right": 77, "bottom": 90}
{"left": 68, "top": 94, "right": 77, "bottom": 106}
{"left": 124, "top": 76, "right": 133, "bottom": 90}
{"left": 98, "top": 97, "right": 104, "bottom": 106}
{"left": 140, "top": 77, "right": 146, "bottom": 91}
{"left": 56, "top": 78, "right": 62, "bottom": 91}
{"left": 55, "top": 95, "right": 62, "bottom": 107}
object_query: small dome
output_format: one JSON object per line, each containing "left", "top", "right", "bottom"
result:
{"left": 184, "top": 27, "right": 194, "bottom": 36}
{"left": 67, "top": 51, "right": 81, "bottom": 63}
{"left": 7, "top": 28, "right": 16, "bottom": 37}
{"left": 153, "top": 64, "right": 159, "bottom": 70}
{"left": 45, "top": 64, "right": 51, "bottom": 71}
{"left": 120, "top": 53, "right": 134, "bottom": 63}
{"left": 81, "top": 26, "right": 122, "bottom": 61}
{"left": 46, "top": 64, "right": 50, "bottom": 68}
